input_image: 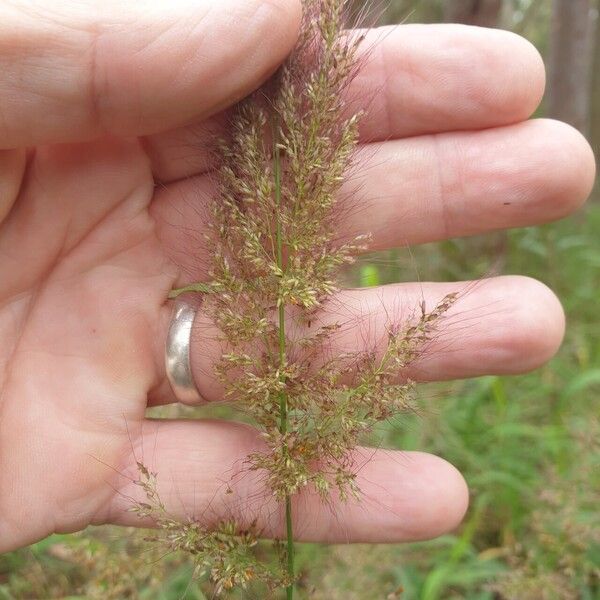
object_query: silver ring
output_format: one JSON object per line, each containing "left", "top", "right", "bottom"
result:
{"left": 165, "top": 300, "right": 203, "bottom": 404}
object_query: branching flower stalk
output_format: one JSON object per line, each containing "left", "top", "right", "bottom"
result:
{"left": 136, "top": 0, "right": 458, "bottom": 596}
{"left": 273, "top": 127, "right": 295, "bottom": 598}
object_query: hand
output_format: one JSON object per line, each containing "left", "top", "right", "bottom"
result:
{"left": 0, "top": 0, "right": 595, "bottom": 553}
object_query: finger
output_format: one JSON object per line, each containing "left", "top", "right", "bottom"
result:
{"left": 0, "top": 0, "right": 301, "bottom": 149}
{"left": 103, "top": 419, "right": 468, "bottom": 543}
{"left": 353, "top": 24, "right": 545, "bottom": 141}
{"left": 146, "top": 23, "right": 545, "bottom": 182}
{"left": 149, "top": 275, "right": 564, "bottom": 406}
{"left": 0, "top": 149, "right": 27, "bottom": 223}
{"left": 151, "top": 119, "right": 594, "bottom": 283}
{"left": 306, "top": 276, "right": 565, "bottom": 382}
{"left": 344, "top": 119, "right": 595, "bottom": 249}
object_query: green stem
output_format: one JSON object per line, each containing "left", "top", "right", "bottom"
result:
{"left": 168, "top": 282, "right": 216, "bottom": 299}
{"left": 274, "top": 126, "right": 295, "bottom": 599}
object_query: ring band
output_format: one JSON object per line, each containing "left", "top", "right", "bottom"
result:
{"left": 165, "top": 300, "right": 203, "bottom": 404}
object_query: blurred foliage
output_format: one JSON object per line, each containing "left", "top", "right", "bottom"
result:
{"left": 1, "top": 1, "right": 599, "bottom": 599}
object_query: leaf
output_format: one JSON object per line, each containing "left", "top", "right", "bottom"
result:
{"left": 560, "top": 369, "right": 600, "bottom": 401}
{"left": 360, "top": 264, "right": 380, "bottom": 287}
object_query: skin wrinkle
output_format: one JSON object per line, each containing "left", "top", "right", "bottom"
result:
{"left": 58, "top": 190, "right": 153, "bottom": 267}
{"left": 4, "top": 0, "right": 87, "bottom": 29}
{"left": 366, "top": 25, "right": 545, "bottom": 135}
{"left": 86, "top": 17, "right": 103, "bottom": 137}
{"left": 0, "top": 176, "right": 68, "bottom": 298}
{"left": 0, "top": 165, "right": 167, "bottom": 515}
{"left": 107, "top": 0, "right": 298, "bottom": 136}
{"left": 0, "top": 294, "right": 27, "bottom": 392}
{"left": 0, "top": 285, "right": 56, "bottom": 406}
{"left": 428, "top": 133, "right": 451, "bottom": 242}
{"left": 48, "top": 449, "right": 125, "bottom": 542}
{"left": 13, "top": 346, "right": 133, "bottom": 433}
{"left": 245, "top": 0, "right": 303, "bottom": 68}
{"left": 0, "top": 98, "right": 10, "bottom": 148}
{"left": 0, "top": 149, "right": 26, "bottom": 222}
{"left": 374, "top": 29, "right": 396, "bottom": 145}
{"left": 90, "top": 416, "right": 169, "bottom": 529}
{"left": 0, "top": 282, "right": 42, "bottom": 537}
{"left": 435, "top": 134, "right": 466, "bottom": 241}
{"left": 173, "top": 7, "right": 217, "bottom": 89}
{"left": 180, "top": 1, "right": 298, "bottom": 122}
{"left": 0, "top": 13, "right": 82, "bottom": 144}
{"left": 88, "top": 6, "right": 200, "bottom": 136}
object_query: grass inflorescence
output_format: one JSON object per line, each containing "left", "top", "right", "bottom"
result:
{"left": 135, "top": 1, "right": 456, "bottom": 596}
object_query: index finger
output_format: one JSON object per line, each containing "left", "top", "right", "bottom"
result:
{"left": 147, "top": 23, "right": 547, "bottom": 182}
{"left": 0, "top": 0, "right": 301, "bottom": 149}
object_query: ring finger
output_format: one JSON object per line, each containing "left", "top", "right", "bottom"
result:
{"left": 149, "top": 275, "right": 564, "bottom": 406}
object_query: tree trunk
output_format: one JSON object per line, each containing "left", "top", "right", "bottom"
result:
{"left": 444, "top": 0, "right": 503, "bottom": 27}
{"left": 591, "top": 2, "right": 600, "bottom": 163}
{"left": 547, "top": 0, "right": 595, "bottom": 136}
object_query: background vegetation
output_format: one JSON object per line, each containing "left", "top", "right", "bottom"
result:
{"left": 1, "top": 1, "right": 598, "bottom": 598}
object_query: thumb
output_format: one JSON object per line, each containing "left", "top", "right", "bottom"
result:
{"left": 0, "top": 0, "right": 301, "bottom": 149}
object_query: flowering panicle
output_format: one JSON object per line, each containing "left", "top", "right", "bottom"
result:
{"left": 130, "top": 463, "right": 276, "bottom": 594}
{"left": 208, "top": 0, "right": 369, "bottom": 501}
{"left": 138, "top": 0, "right": 457, "bottom": 596}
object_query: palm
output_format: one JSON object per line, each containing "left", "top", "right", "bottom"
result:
{"left": 0, "top": 138, "right": 172, "bottom": 546}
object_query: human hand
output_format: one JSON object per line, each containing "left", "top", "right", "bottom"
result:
{"left": 0, "top": 0, "right": 595, "bottom": 553}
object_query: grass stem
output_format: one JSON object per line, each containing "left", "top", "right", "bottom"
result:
{"left": 274, "top": 125, "right": 295, "bottom": 599}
